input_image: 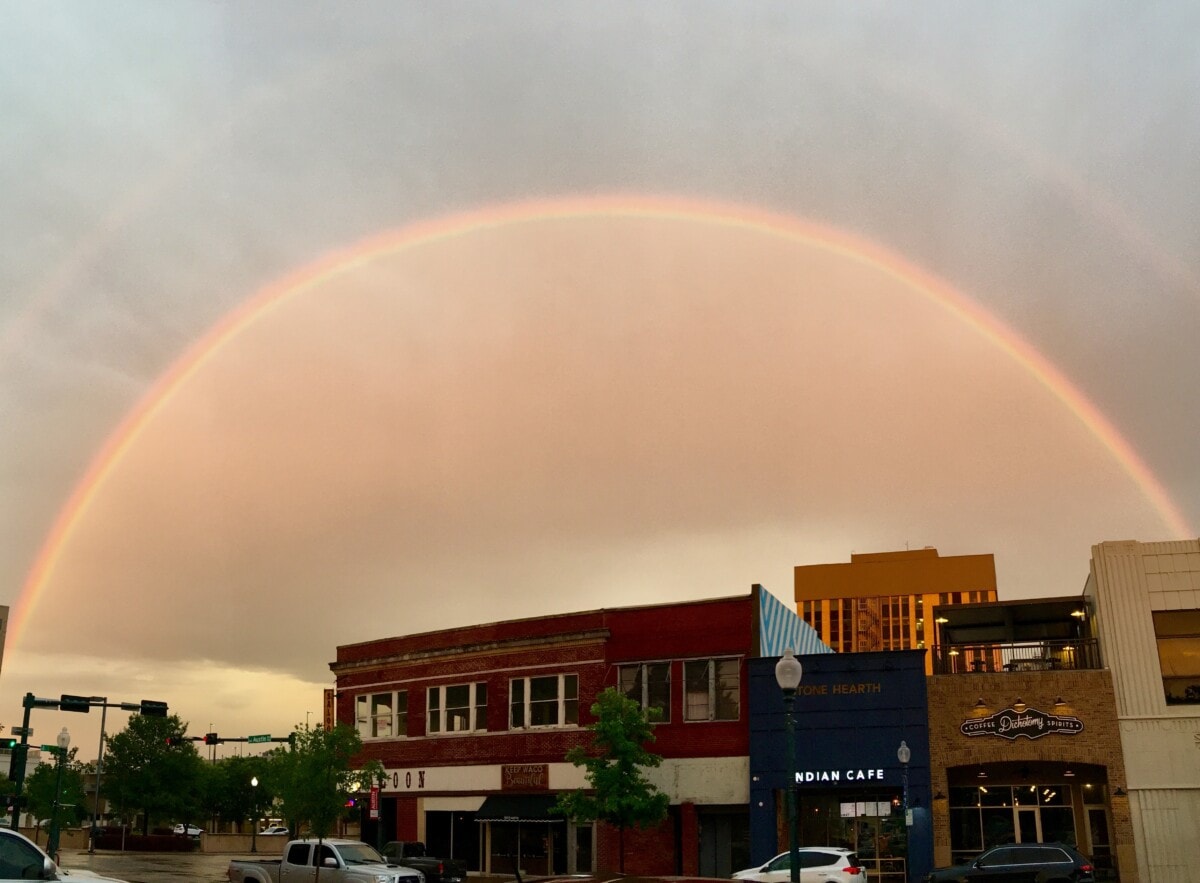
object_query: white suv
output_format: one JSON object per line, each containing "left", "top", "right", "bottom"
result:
{"left": 734, "top": 847, "right": 867, "bottom": 883}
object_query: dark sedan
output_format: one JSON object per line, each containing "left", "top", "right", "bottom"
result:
{"left": 926, "top": 843, "right": 1095, "bottom": 882}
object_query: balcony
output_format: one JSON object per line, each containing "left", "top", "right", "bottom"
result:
{"left": 931, "top": 637, "right": 1101, "bottom": 675}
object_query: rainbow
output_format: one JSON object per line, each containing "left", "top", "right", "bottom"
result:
{"left": 11, "top": 194, "right": 1192, "bottom": 644}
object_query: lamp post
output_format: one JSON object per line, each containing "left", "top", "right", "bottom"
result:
{"left": 47, "top": 727, "right": 70, "bottom": 860}
{"left": 897, "top": 740, "right": 911, "bottom": 883}
{"left": 775, "top": 648, "right": 803, "bottom": 883}
{"left": 251, "top": 777, "right": 259, "bottom": 854}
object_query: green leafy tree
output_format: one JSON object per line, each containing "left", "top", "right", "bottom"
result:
{"left": 103, "top": 713, "right": 206, "bottom": 833}
{"left": 554, "top": 688, "right": 669, "bottom": 873}
{"left": 207, "top": 754, "right": 276, "bottom": 833}
{"left": 268, "top": 723, "right": 362, "bottom": 878}
{"left": 24, "top": 748, "right": 87, "bottom": 843}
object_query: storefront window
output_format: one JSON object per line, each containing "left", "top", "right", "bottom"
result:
{"left": 1153, "top": 610, "right": 1200, "bottom": 704}
{"left": 948, "top": 784, "right": 1077, "bottom": 862}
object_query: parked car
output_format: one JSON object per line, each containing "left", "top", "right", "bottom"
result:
{"left": 172, "top": 823, "right": 204, "bottom": 836}
{"left": 259, "top": 825, "right": 289, "bottom": 836}
{"left": 380, "top": 841, "right": 467, "bottom": 883}
{"left": 733, "top": 848, "right": 866, "bottom": 882}
{"left": 925, "top": 843, "right": 1095, "bottom": 882}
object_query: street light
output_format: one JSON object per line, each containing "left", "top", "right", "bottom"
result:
{"left": 251, "top": 777, "right": 259, "bottom": 854}
{"left": 897, "top": 740, "right": 911, "bottom": 883}
{"left": 775, "top": 648, "right": 803, "bottom": 883}
{"left": 47, "top": 727, "right": 70, "bottom": 860}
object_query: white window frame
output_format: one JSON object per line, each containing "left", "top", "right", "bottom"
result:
{"left": 509, "top": 673, "right": 579, "bottom": 729}
{"left": 683, "top": 657, "right": 740, "bottom": 722}
{"left": 427, "top": 682, "right": 488, "bottom": 734}
{"left": 355, "top": 690, "right": 407, "bottom": 740}
{"left": 618, "top": 662, "right": 671, "bottom": 722}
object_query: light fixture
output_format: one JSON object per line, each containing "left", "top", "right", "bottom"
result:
{"left": 974, "top": 697, "right": 988, "bottom": 710}
{"left": 1114, "top": 787, "right": 1126, "bottom": 796}
{"left": 978, "top": 786, "right": 988, "bottom": 793}
{"left": 977, "top": 769, "right": 988, "bottom": 779}
{"left": 1013, "top": 698, "right": 1027, "bottom": 713}
{"left": 1054, "top": 696, "right": 1067, "bottom": 708}
{"left": 1071, "top": 609, "right": 1086, "bottom": 618}
{"left": 934, "top": 791, "right": 946, "bottom": 801}
{"left": 936, "top": 616, "right": 949, "bottom": 624}
{"left": 949, "top": 648, "right": 960, "bottom": 656}
{"left": 1064, "top": 769, "right": 1075, "bottom": 777}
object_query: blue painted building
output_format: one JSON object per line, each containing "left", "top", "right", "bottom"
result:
{"left": 748, "top": 650, "right": 933, "bottom": 883}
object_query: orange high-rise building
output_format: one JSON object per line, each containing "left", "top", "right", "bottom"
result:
{"left": 794, "top": 547, "right": 997, "bottom": 673}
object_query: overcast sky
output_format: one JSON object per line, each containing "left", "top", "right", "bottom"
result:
{"left": 2, "top": 2, "right": 1197, "bottom": 760}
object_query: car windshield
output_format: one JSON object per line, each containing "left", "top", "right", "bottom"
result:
{"left": 339, "top": 843, "right": 386, "bottom": 865}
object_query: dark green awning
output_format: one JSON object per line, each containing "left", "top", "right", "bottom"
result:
{"left": 475, "top": 794, "right": 563, "bottom": 823}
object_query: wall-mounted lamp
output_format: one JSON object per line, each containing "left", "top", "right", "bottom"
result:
{"left": 1064, "top": 769, "right": 1075, "bottom": 777}
{"left": 934, "top": 791, "right": 946, "bottom": 801}
{"left": 1071, "top": 609, "right": 1087, "bottom": 619}
{"left": 1013, "top": 698, "right": 1027, "bottom": 713}
{"left": 1114, "top": 787, "right": 1126, "bottom": 797}
{"left": 977, "top": 769, "right": 988, "bottom": 779}
{"left": 974, "top": 697, "right": 988, "bottom": 710}
{"left": 1054, "top": 696, "right": 1067, "bottom": 708}
{"left": 948, "top": 648, "right": 960, "bottom": 656}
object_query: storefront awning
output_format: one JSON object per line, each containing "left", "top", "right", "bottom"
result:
{"left": 475, "top": 795, "right": 564, "bottom": 823}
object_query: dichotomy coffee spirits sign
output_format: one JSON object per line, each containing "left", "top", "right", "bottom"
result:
{"left": 961, "top": 706, "right": 1084, "bottom": 740}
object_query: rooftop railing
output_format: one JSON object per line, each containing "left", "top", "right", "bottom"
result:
{"left": 931, "top": 638, "right": 1100, "bottom": 675}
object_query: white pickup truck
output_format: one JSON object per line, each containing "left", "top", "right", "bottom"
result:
{"left": 227, "top": 838, "right": 426, "bottom": 883}
{"left": 0, "top": 828, "right": 129, "bottom": 882}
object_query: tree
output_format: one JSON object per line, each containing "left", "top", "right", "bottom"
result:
{"left": 102, "top": 713, "right": 205, "bottom": 833}
{"left": 208, "top": 755, "right": 275, "bottom": 833}
{"left": 553, "top": 688, "right": 670, "bottom": 873}
{"left": 23, "top": 748, "right": 87, "bottom": 843}
{"left": 267, "top": 723, "right": 362, "bottom": 879}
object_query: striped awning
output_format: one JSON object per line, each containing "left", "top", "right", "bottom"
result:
{"left": 475, "top": 795, "right": 563, "bottom": 823}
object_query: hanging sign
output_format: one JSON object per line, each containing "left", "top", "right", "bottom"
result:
{"left": 370, "top": 785, "right": 380, "bottom": 820}
{"left": 961, "top": 706, "right": 1083, "bottom": 740}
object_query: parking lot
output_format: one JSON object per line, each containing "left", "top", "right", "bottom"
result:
{"left": 59, "top": 847, "right": 251, "bottom": 883}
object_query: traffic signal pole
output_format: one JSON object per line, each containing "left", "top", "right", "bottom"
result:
{"left": 7, "top": 694, "right": 165, "bottom": 832}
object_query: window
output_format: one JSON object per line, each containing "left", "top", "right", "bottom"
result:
{"left": 1153, "top": 609, "right": 1200, "bottom": 704}
{"left": 428, "top": 683, "right": 487, "bottom": 733}
{"left": 683, "top": 657, "right": 739, "bottom": 721}
{"left": 618, "top": 663, "right": 670, "bottom": 721}
{"left": 510, "top": 674, "right": 578, "bottom": 728}
{"left": 355, "top": 691, "right": 407, "bottom": 739}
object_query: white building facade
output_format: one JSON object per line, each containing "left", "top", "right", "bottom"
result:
{"left": 1086, "top": 538, "right": 1200, "bottom": 883}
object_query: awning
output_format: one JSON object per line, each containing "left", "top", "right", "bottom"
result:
{"left": 475, "top": 795, "right": 564, "bottom": 823}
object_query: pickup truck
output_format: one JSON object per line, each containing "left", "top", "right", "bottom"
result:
{"left": 0, "top": 827, "right": 129, "bottom": 882}
{"left": 380, "top": 842, "right": 467, "bottom": 883}
{"left": 228, "top": 838, "right": 426, "bottom": 883}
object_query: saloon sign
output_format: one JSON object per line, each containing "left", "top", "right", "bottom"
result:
{"left": 961, "top": 706, "right": 1084, "bottom": 740}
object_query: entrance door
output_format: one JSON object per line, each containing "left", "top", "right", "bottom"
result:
{"left": 1016, "top": 809, "right": 1040, "bottom": 844}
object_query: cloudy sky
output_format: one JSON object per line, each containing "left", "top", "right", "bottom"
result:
{"left": 2, "top": 2, "right": 1197, "bottom": 759}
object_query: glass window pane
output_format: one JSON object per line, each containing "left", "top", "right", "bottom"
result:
{"left": 531, "top": 676, "right": 558, "bottom": 701}
{"left": 510, "top": 679, "right": 525, "bottom": 728}
{"left": 647, "top": 663, "right": 670, "bottom": 721}
{"left": 684, "top": 660, "right": 711, "bottom": 721}
{"left": 715, "top": 658, "right": 740, "bottom": 720}
{"left": 396, "top": 691, "right": 408, "bottom": 736}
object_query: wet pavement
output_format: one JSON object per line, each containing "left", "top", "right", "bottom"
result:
{"left": 59, "top": 847, "right": 252, "bottom": 883}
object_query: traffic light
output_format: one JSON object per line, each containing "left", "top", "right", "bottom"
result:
{"left": 165, "top": 735, "right": 186, "bottom": 747}
{"left": 203, "top": 733, "right": 222, "bottom": 745}
{"left": 140, "top": 700, "right": 168, "bottom": 717}
{"left": 0, "top": 739, "right": 15, "bottom": 750}
{"left": 60, "top": 694, "right": 92, "bottom": 713}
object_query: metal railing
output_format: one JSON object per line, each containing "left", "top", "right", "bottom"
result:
{"left": 931, "top": 638, "right": 1100, "bottom": 674}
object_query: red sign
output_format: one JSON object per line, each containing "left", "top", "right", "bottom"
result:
{"left": 370, "top": 785, "right": 380, "bottom": 820}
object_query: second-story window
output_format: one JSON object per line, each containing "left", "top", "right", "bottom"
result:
{"left": 683, "top": 658, "right": 739, "bottom": 721}
{"left": 355, "top": 690, "right": 408, "bottom": 739}
{"left": 428, "top": 683, "right": 488, "bottom": 734}
{"left": 510, "top": 674, "right": 578, "bottom": 728}
{"left": 618, "top": 662, "right": 670, "bottom": 721}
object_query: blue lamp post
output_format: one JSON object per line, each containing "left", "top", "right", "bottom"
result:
{"left": 897, "top": 740, "right": 911, "bottom": 883}
{"left": 775, "top": 649, "right": 803, "bottom": 883}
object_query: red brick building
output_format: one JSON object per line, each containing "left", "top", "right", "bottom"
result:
{"left": 330, "top": 589, "right": 826, "bottom": 876}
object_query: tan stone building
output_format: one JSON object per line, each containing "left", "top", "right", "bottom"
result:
{"left": 1086, "top": 538, "right": 1200, "bottom": 882}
